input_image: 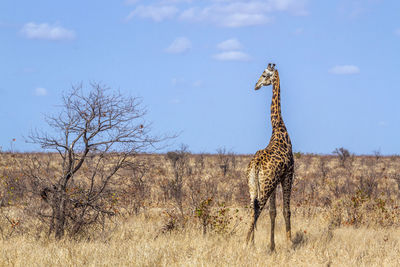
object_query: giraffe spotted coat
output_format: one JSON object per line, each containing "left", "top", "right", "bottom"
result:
{"left": 246, "top": 64, "right": 294, "bottom": 251}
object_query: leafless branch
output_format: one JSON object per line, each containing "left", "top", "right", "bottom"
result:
{"left": 22, "top": 82, "right": 170, "bottom": 239}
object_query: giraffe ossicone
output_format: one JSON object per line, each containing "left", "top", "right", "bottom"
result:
{"left": 246, "top": 63, "right": 294, "bottom": 252}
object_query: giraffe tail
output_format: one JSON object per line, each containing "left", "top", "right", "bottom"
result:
{"left": 248, "top": 165, "right": 260, "bottom": 202}
{"left": 247, "top": 165, "right": 262, "bottom": 244}
{"left": 248, "top": 165, "right": 261, "bottom": 230}
{"left": 246, "top": 195, "right": 261, "bottom": 244}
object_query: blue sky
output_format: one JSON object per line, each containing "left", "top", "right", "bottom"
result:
{"left": 1, "top": 0, "right": 400, "bottom": 155}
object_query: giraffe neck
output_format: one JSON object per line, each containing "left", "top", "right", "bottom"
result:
{"left": 270, "top": 71, "right": 284, "bottom": 130}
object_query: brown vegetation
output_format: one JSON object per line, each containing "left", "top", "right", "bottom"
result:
{"left": 1, "top": 151, "right": 400, "bottom": 265}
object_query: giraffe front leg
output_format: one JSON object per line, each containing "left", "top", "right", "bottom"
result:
{"left": 269, "top": 189, "right": 277, "bottom": 252}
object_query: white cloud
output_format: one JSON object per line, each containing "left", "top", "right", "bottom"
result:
{"left": 179, "top": 4, "right": 271, "bottom": 27}
{"left": 214, "top": 38, "right": 250, "bottom": 61}
{"left": 126, "top": 5, "right": 179, "bottom": 22}
{"left": 217, "top": 38, "right": 243, "bottom": 50}
{"left": 269, "top": 0, "right": 309, "bottom": 16}
{"left": 165, "top": 37, "right": 192, "bottom": 54}
{"left": 161, "top": 0, "right": 193, "bottom": 3}
{"left": 338, "top": 0, "right": 381, "bottom": 20}
{"left": 179, "top": 0, "right": 308, "bottom": 27}
{"left": 35, "top": 87, "right": 47, "bottom": 96}
{"left": 329, "top": 65, "right": 360, "bottom": 75}
{"left": 213, "top": 51, "right": 251, "bottom": 61}
{"left": 217, "top": 13, "right": 271, "bottom": 28}
{"left": 21, "top": 22, "right": 76, "bottom": 41}
{"left": 126, "top": 0, "right": 193, "bottom": 3}
{"left": 127, "top": 0, "right": 309, "bottom": 27}
{"left": 124, "top": 0, "right": 141, "bottom": 4}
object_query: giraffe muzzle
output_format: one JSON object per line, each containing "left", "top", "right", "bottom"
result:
{"left": 255, "top": 78, "right": 264, "bottom": 90}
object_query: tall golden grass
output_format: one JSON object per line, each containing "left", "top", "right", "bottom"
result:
{"left": 1, "top": 208, "right": 399, "bottom": 266}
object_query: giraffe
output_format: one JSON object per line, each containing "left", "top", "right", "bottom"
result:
{"left": 246, "top": 63, "right": 294, "bottom": 252}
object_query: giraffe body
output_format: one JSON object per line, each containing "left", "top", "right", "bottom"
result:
{"left": 246, "top": 64, "right": 294, "bottom": 251}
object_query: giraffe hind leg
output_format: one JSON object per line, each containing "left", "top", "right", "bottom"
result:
{"left": 247, "top": 185, "right": 277, "bottom": 246}
{"left": 281, "top": 171, "right": 293, "bottom": 245}
{"left": 269, "top": 189, "right": 277, "bottom": 251}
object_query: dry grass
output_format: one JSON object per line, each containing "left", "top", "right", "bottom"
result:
{"left": 1, "top": 152, "right": 400, "bottom": 266}
{"left": 1, "top": 208, "right": 399, "bottom": 266}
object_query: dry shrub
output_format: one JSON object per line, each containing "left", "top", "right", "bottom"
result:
{"left": 164, "top": 147, "right": 191, "bottom": 217}
{"left": 154, "top": 209, "right": 186, "bottom": 239}
{"left": 333, "top": 147, "right": 352, "bottom": 168}
{"left": 216, "top": 147, "right": 236, "bottom": 177}
{"left": 0, "top": 167, "right": 26, "bottom": 207}
{"left": 186, "top": 174, "right": 217, "bottom": 213}
{"left": 358, "top": 170, "right": 379, "bottom": 198}
{"left": 391, "top": 173, "right": 400, "bottom": 196}
{"left": 291, "top": 230, "right": 307, "bottom": 250}
{"left": 1, "top": 151, "right": 400, "bottom": 244}
{"left": 0, "top": 212, "right": 23, "bottom": 240}
{"left": 234, "top": 174, "right": 249, "bottom": 206}
{"left": 194, "top": 198, "right": 241, "bottom": 236}
{"left": 119, "top": 160, "right": 151, "bottom": 215}
{"left": 317, "top": 156, "right": 330, "bottom": 183}
{"left": 327, "top": 190, "right": 400, "bottom": 228}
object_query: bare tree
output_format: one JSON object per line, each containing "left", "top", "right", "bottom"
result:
{"left": 373, "top": 149, "right": 382, "bottom": 161}
{"left": 23, "top": 83, "right": 162, "bottom": 239}
{"left": 333, "top": 147, "right": 352, "bottom": 168}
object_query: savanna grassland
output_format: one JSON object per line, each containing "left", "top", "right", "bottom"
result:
{"left": 1, "top": 151, "right": 400, "bottom": 266}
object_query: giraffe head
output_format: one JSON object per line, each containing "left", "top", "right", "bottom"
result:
{"left": 255, "top": 63, "right": 277, "bottom": 90}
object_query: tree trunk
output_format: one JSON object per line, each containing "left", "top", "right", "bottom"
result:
{"left": 52, "top": 191, "right": 67, "bottom": 240}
